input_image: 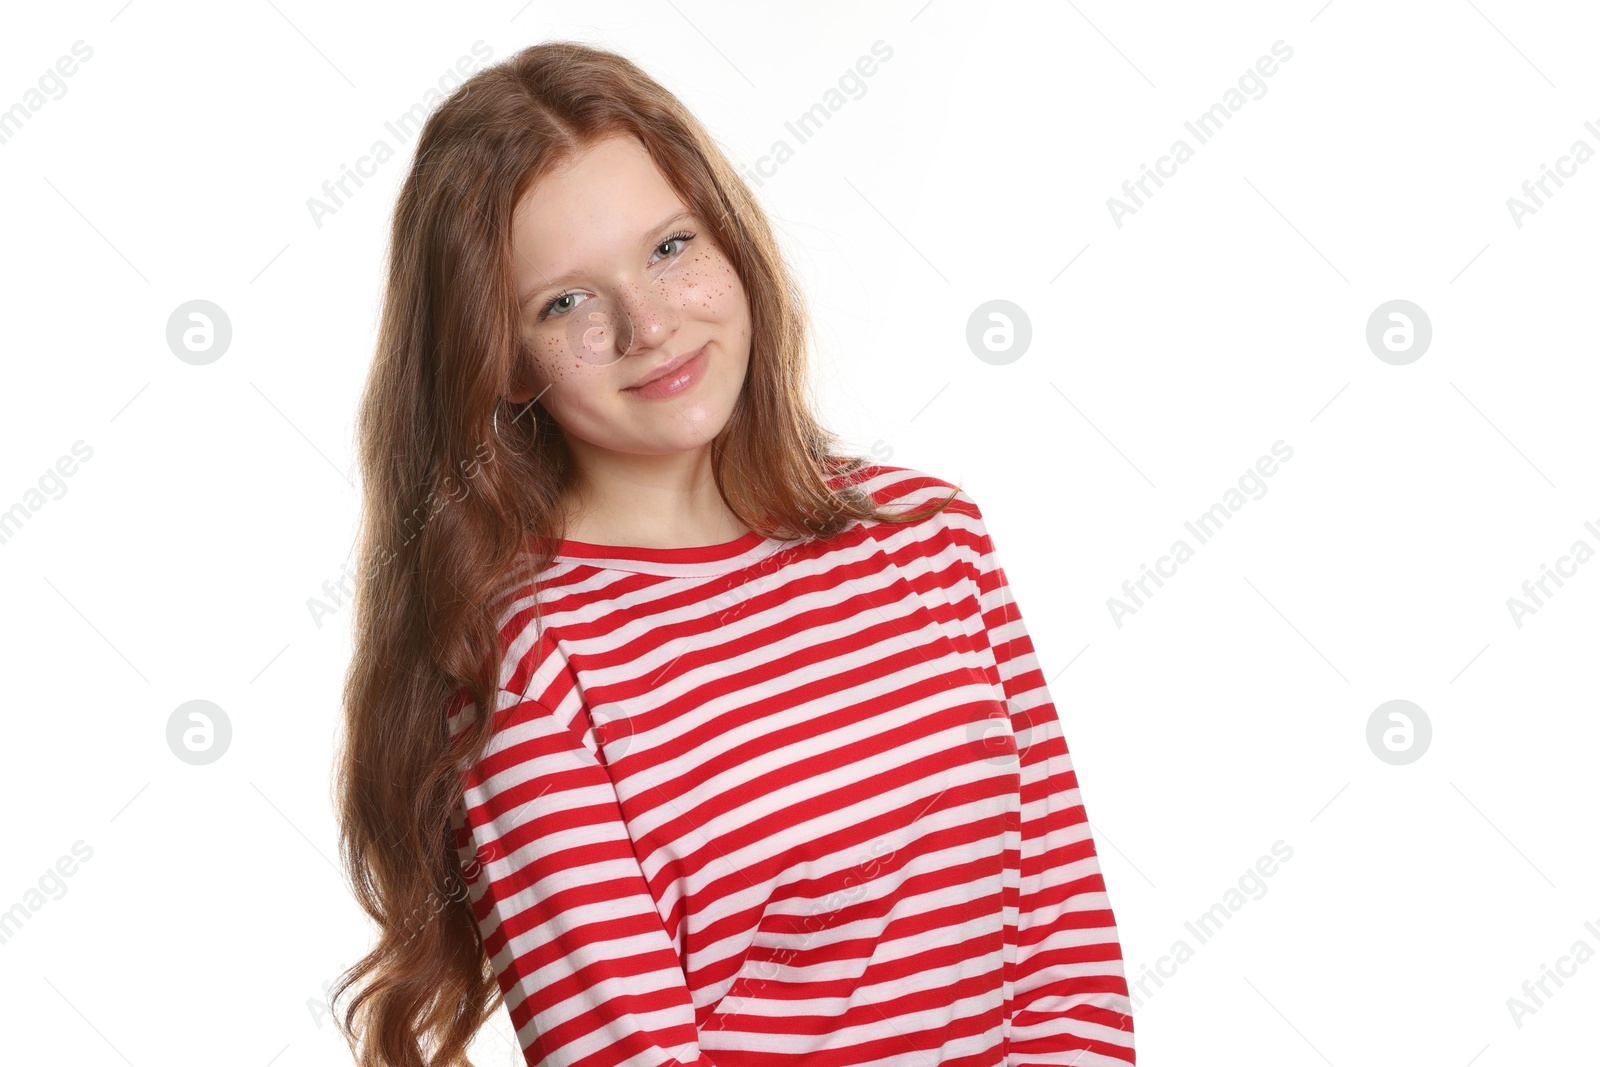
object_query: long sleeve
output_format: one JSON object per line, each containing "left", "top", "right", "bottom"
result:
{"left": 452, "top": 693, "right": 716, "bottom": 1067}
{"left": 962, "top": 497, "right": 1136, "bottom": 1066}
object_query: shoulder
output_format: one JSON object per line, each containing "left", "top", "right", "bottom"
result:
{"left": 823, "top": 458, "right": 984, "bottom": 523}
{"left": 821, "top": 459, "right": 991, "bottom": 567}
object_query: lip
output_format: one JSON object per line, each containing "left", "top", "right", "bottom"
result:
{"left": 624, "top": 342, "right": 710, "bottom": 398}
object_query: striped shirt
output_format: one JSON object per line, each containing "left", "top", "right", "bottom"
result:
{"left": 447, "top": 463, "right": 1135, "bottom": 1067}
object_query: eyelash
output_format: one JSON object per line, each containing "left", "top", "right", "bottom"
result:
{"left": 539, "top": 230, "right": 698, "bottom": 320}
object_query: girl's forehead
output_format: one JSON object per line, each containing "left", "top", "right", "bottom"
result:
{"left": 512, "top": 136, "right": 678, "bottom": 228}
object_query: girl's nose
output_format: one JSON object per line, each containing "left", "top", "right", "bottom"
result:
{"left": 615, "top": 278, "right": 682, "bottom": 353}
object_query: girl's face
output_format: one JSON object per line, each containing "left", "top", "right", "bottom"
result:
{"left": 505, "top": 134, "right": 752, "bottom": 461}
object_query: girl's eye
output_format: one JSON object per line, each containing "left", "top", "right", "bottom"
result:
{"left": 539, "top": 230, "right": 697, "bottom": 321}
{"left": 653, "top": 230, "right": 695, "bottom": 261}
{"left": 542, "top": 292, "right": 582, "bottom": 318}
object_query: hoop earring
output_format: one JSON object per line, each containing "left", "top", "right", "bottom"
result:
{"left": 493, "top": 399, "right": 537, "bottom": 451}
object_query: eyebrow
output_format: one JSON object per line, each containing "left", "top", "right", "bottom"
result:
{"left": 519, "top": 210, "right": 695, "bottom": 310}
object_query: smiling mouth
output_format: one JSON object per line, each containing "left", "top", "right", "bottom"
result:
{"left": 625, "top": 342, "right": 708, "bottom": 390}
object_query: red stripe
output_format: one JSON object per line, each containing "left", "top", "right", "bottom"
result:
{"left": 451, "top": 464, "right": 1134, "bottom": 1066}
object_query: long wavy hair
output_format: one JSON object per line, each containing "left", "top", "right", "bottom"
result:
{"left": 330, "top": 39, "right": 960, "bottom": 1066}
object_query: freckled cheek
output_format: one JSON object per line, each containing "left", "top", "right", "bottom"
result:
{"left": 530, "top": 334, "right": 603, "bottom": 387}
{"left": 531, "top": 336, "right": 568, "bottom": 383}
{"left": 531, "top": 333, "right": 637, "bottom": 413}
{"left": 669, "top": 256, "right": 745, "bottom": 321}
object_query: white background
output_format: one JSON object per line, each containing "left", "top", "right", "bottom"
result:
{"left": 1, "top": 1, "right": 1596, "bottom": 1064}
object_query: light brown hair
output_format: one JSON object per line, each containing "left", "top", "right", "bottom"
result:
{"left": 331, "top": 39, "right": 958, "bottom": 1065}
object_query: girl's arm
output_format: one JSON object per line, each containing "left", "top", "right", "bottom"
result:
{"left": 453, "top": 694, "right": 717, "bottom": 1067}
{"left": 959, "top": 494, "right": 1137, "bottom": 1066}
